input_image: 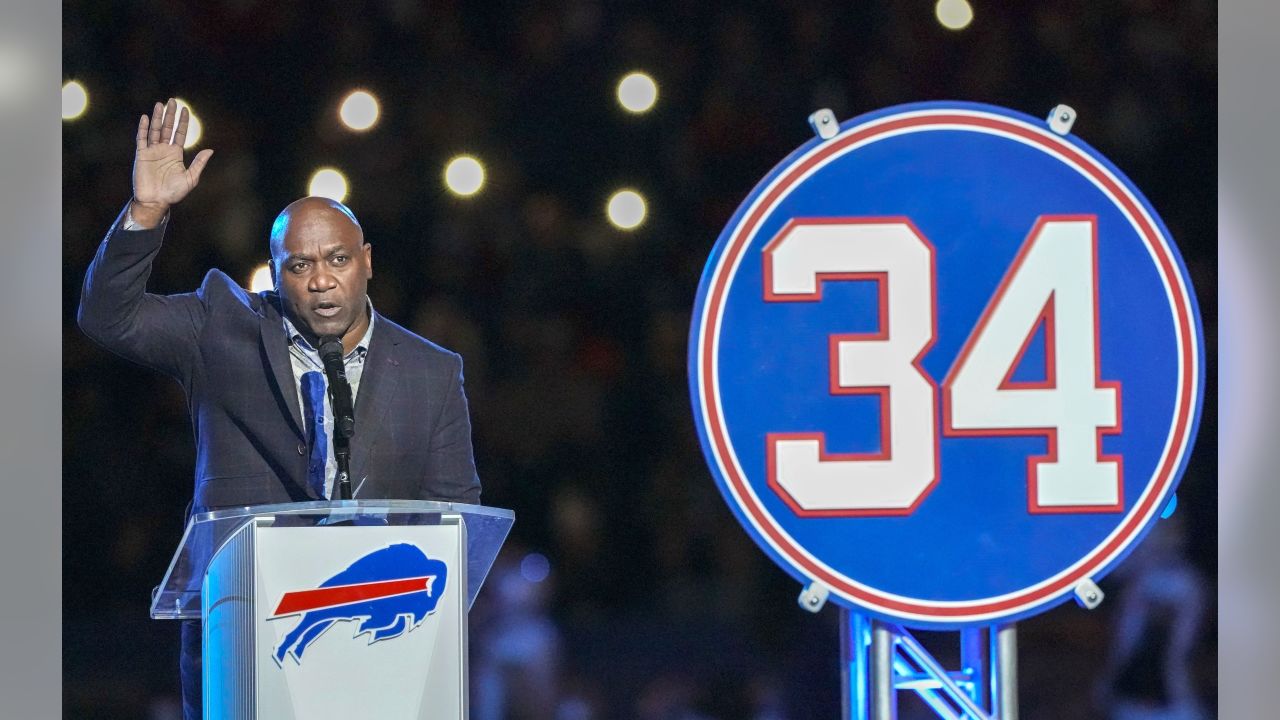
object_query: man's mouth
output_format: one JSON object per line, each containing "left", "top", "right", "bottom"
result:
{"left": 314, "top": 302, "right": 342, "bottom": 318}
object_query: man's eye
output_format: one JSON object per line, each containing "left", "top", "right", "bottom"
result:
{"left": 289, "top": 262, "right": 308, "bottom": 273}
{"left": 332, "top": 255, "right": 349, "bottom": 265}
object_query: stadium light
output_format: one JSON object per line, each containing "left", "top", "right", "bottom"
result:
{"left": 616, "top": 71, "right": 658, "bottom": 114}
{"left": 248, "top": 263, "right": 273, "bottom": 293}
{"left": 339, "top": 90, "right": 380, "bottom": 131}
{"left": 935, "top": 0, "right": 974, "bottom": 31}
{"left": 62, "top": 80, "right": 88, "bottom": 120}
{"left": 607, "top": 189, "right": 647, "bottom": 230}
{"left": 173, "top": 98, "right": 203, "bottom": 148}
{"left": 444, "top": 155, "right": 485, "bottom": 197}
{"left": 308, "top": 167, "right": 349, "bottom": 202}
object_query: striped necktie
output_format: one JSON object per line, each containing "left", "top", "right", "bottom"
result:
{"left": 300, "top": 370, "right": 329, "bottom": 499}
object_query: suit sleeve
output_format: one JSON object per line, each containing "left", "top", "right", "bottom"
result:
{"left": 423, "top": 352, "right": 482, "bottom": 504}
{"left": 77, "top": 203, "right": 207, "bottom": 380}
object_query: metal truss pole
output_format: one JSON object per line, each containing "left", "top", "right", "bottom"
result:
{"left": 841, "top": 611, "right": 871, "bottom": 720}
{"left": 870, "top": 620, "right": 898, "bottom": 719}
{"left": 960, "top": 627, "right": 987, "bottom": 711}
{"left": 841, "top": 610, "right": 1018, "bottom": 720}
{"left": 991, "top": 624, "right": 1018, "bottom": 720}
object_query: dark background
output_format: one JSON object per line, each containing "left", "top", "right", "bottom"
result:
{"left": 63, "top": 2, "right": 1216, "bottom": 718}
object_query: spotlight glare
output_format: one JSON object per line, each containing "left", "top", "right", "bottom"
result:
{"left": 308, "top": 167, "right": 349, "bottom": 202}
{"left": 935, "top": 0, "right": 974, "bottom": 31}
{"left": 444, "top": 155, "right": 486, "bottom": 197}
{"left": 62, "top": 80, "right": 88, "bottom": 120}
{"left": 339, "top": 90, "right": 380, "bottom": 131}
{"left": 173, "top": 98, "right": 203, "bottom": 149}
{"left": 248, "top": 263, "right": 273, "bottom": 293}
{"left": 616, "top": 72, "right": 658, "bottom": 114}
{"left": 607, "top": 189, "right": 647, "bottom": 230}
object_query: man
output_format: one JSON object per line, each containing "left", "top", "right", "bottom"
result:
{"left": 78, "top": 98, "right": 482, "bottom": 719}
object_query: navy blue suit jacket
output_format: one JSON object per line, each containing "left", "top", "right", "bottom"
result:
{"left": 78, "top": 205, "right": 481, "bottom": 512}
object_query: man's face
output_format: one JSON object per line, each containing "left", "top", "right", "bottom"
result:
{"left": 271, "top": 206, "right": 373, "bottom": 342}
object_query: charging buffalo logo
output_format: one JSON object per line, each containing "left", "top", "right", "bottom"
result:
{"left": 270, "top": 543, "right": 448, "bottom": 665}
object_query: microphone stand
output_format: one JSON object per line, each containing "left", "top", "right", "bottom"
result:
{"left": 317, "top": 336, "right": 356, "bottom": 501}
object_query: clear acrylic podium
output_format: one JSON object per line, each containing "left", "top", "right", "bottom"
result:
{"left": 152, "top": 500, "right": 514, "bottom": 719}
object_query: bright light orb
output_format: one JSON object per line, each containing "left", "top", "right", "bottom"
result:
{"left": 444, "top": 155, "right": 485, "bottom": 197}
{"left": 607, "top": 189, "right": 647, "bottom": 230}
{"left": 308, "top": 167, "right": 349, "bottom": 202}
{"left": 174, "top": 98, "right": 203, "bottom": 148}
{"left": 62, "top": 80, "right": 88, "bottom": 120}
{"left": 339, "top": 90, "right": 380, "bottom": 131}
{"left": 935, "top": 0, "right": 974, "bottom": 30}
{"left": 520, "top": 553, "right": 551, "bottom": 583}
{"left": 248, "top": 263, "right": 273, "bottom": 293}
{"left": 616, "top": 72, "right": 658, "bottom": 114}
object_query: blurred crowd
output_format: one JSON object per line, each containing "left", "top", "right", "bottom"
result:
{"left": 63, "top": 1, "right": 1216, "bottom": 718}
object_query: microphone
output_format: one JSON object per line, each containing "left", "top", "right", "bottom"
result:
{"left": 317, "top": 335, "right": 355, "bottom": 500}
{"left": 316, "top": 336, "right": 355, "bottom": 439}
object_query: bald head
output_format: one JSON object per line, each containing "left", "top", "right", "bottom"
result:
{"left": 269, "top": 196, "right": 362, "bottom": 259}
{"left": 268, "top": 196, "right": 373, "bottom": 351}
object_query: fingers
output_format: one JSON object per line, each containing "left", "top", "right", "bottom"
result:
{"left": 173, "top": 106, "right": 190, "bottom": 148}
{"left": 160, "top": 98, "right": 178, "bottom": 144}
{"left": 187, "top": 149, "right": 214, "bottom": 186}
{"left": 149, "top": 101, "right": 164, "bottom": 145}
{"left": 136, "top": 115, "right": 149, "bottom": 150}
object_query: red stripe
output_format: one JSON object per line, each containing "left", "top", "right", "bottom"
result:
{"left": 699, "top": 111, "right": 1197, "bottom": 620}
{"left": 272, "top": 576, "right": 433, "bottom": 616}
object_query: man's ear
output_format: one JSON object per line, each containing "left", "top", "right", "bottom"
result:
{"left": 269, "top": 259, "right": 278, "bottom": 288}
{"left": 363, "top": 243, "right": 373, "bottom": 279}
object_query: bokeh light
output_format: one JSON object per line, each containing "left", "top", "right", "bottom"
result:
{"left": 339, "top": 89, "right": 380, "bottom": 131}
{"left": 520, "top": 553, "right": 551, "bottom": 583}
{"left": 616, "top": 71, "right": 658, "bottom": 114}
{"left": 247, "top": 263, "right": 273, "bottom": 293}
{"left": 62, "top": 80, "right": 88, "bottom": 120}
{"left": 308, "top": 167, "right": 349, "bottom": 202}
{"left": 607, "top": 189, "right": 647, "bottom": 230}
{"left": 173, "top": 98, "right": 202, "bottom": 149}
{"left": 935, "top": 0, "right": 974, "bottom": 30}
{"left": 444, "top": 155, "right": 486, "bottom": 197}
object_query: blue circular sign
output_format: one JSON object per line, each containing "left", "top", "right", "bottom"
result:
{"left": 688, "top": 102, "right": 1204, "bottom": 626}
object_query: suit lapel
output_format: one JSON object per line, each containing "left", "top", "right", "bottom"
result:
{"left": 260, "top": 296, "right": 306, "bottom": 439}
{"left": 350, "top": 314, "right": 401, "bottom": 491}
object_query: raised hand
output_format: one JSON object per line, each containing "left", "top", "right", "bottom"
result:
{"left": 130, "top": 98, "right": 214, "bottom": 227}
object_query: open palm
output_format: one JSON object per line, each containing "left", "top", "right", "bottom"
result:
{"left": 133, "top": 98, "right": 214, "bottom": 208}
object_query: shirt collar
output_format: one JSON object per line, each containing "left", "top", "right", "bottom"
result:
{"left": 282, "top": 298, "right": 376, "bottom": 357}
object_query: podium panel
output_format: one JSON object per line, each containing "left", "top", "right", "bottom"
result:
{"left": 154, "top": 501, "right": 513, "bottom": 720}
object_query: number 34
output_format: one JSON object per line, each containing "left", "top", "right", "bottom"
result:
{"left": 762, "top": 216, "right": 1122, "bottom": 517}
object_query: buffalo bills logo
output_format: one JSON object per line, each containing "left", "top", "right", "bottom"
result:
{"left": 270, "top": 543, "right": 448, "bottom": 665}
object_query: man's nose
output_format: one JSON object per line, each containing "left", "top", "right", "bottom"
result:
{"left": 308, "top": 266, "right": 338, "bottom": 292}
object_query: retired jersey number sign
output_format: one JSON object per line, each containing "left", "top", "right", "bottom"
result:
{"left": 688, "top": 102, "right": 1204, "bottom": 627}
